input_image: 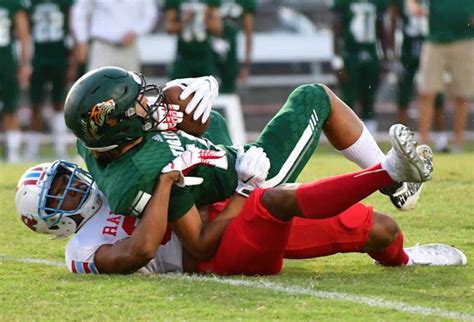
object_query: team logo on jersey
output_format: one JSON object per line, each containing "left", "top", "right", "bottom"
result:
{"left": 81, "top": 99, "right": 116, "bottom": 141}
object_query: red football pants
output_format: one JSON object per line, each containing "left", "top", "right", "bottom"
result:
{"left": 198, "top": 189, "right": 372, "bottom": 275}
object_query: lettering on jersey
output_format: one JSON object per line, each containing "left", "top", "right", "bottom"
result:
{"left": 161, "top": 132, "right": 185, "bottom": 156}
{"left": 151, "top": 134, "right": 164, "bottom": 142}
{"left": 102, "top": 214, "right": 123, "bottom": 236}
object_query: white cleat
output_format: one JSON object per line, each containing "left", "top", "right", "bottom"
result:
{"left": 384, "top": 182, "right": 423, "bottom": 211}
{"left": 382, "top": 124, "right": 434, "bottom": 183}
{"left": 405, "top": 244, "right": 468, "bottom": 266}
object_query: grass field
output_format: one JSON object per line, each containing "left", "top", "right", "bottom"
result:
{"left": 0, "top": 147, "right": 473, "bottom": 321}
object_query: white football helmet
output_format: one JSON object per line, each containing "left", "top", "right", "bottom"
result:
{"left": 15, "top": 160, "right": 102, "bottom": 238}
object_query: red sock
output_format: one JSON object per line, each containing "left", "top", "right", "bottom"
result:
{"left": 368, "top": 231, "right": 409, "bottom": 266}
{"left": 296, "top": 163, "right": 393, "bottom": 219}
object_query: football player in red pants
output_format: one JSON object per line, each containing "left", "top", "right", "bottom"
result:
{"left": 15, "top": 125, "right": 466, "bottom": 275}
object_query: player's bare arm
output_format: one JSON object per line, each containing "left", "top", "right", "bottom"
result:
{"left": 94, "top": 171, "right": 180, "bottom": 274}
{"left": 239, "top": 11, "right": 254, "bottom": 82}
{"left": 15, "top": 9, "right": 31, "bottom": 88}
{"left": 171, "top": 195, "right": 245, "bottom": 260}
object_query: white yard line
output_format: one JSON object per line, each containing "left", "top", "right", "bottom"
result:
{"left": 1, "top": 254, "right": 473, "bottom": 321}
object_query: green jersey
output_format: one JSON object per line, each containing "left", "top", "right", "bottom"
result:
{"left": 427, "top": 0, "right": 474, "bottom": 43}
{"left": 0, "top": 0, "right": 29, "bottom": 62}
{"left": 165, "top": 0, "right": 221, "bottom": 59}
{"left": 214, "top": 0, "right": 256, "bottom": 61}
{"left": 332, "top": 0, "right": 388, "bottom": 53}
{"left": 30, "top": 0, "right": 72, "bottom": 66}
{"left": 78, "top": 112, "right": 239, "bottom": 221}
{"left": 393, "top": 0, "right": 427, "bottom": 58}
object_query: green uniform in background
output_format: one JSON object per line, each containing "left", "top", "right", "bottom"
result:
{"left": 332, "top": 0, "right": 387, "bottom": 121}
{"left": 165, "top": 0, "right": 221, "bottom": 79}
{"left": 29, "top": 0, "right": 72, "bottom": 106}
{"left": 211, "top": 0, "right": 256, "bottom": 93}
{"left": 0, "top": 0, "right": 29, "bottom": 113}
{"left": 78, "top": 84, "right": 331, "bottom": 221}
{"left": 393, "top": 0, "right": 444, "bottom": 109}
{"left": 427, "top": 0, "right": 474, "bottom": 44}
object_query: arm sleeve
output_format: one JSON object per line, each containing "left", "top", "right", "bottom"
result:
{"left": 133, "top": 0, "right": 158, "bottom": 35}
{"left": 71, "top": 0, "right": 93, "bottom": 43}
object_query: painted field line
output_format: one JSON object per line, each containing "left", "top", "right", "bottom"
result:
{"left": 1, "top": 254, "right": 473, "bottom": 321}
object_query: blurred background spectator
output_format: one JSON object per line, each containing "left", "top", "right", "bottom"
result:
{"left": 25, "top": 0, "right": 73, "bottom": 160}
{"left": 331, "top": 0, "right": 388, "bottom": 136}
{"left": 414, "top": 0, "right": 474, "bottom": 153}
{"left": 388, "top": 0, "right": 448, "bottom": 152}
{"left": 72, "top": 0, "right": 157, "bottom": 72}
{"left": 0, "top": 0, "right": 31, "bottom": 163}
{"left": 1, "top": 0, "right": 473, "bottom": 161}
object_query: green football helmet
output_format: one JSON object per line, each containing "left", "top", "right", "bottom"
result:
{"left": 64, "top": 66, "right": 165, "bottom": 151}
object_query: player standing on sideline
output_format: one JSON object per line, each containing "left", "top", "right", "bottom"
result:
{"left": 71, "top": 0, "right": 157, "bottom": 72}
{"left": 211, "top": 0, "right": 256, "bottom": 93}
{"left": 165, "top": 0, "right": 222, "bottom": 79}
{"left": 413, "top": 0, "right": 474, "bottom": 153}
{"left": 387, "top": 0, "right": 447, "bottom": 152}
{"left": 0, "top": 0, "right": 31, "bottom": 163}
{"left": 24, "top": 0, "right": 73, "bottom": 160}
{"left": 331, "top": 0, "right": 389, "bottom": 136}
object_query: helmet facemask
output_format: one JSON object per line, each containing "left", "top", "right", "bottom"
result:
{"left": 38, "top": 161, "right": 96, "bottom": 229}
{"left": 124, "top": 73, "right": 168, "bottom": 132}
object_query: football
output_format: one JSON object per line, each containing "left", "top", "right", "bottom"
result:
{"left": 162, "top": 85, "right": 210, "bottom": 137}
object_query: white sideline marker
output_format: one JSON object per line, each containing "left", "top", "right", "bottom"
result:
{"left": 1, "top": 254, "right": 473, "bottom": 321}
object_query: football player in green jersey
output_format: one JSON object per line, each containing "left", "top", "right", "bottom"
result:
{"left": 0, "top": 0, "right": 31, "bottom": 162}
{"left": 211, "top": 0, "right": 256, "bottom": 93}
{"left": 165, "top": 0, "right": 222, "bottom": 79}
{"left": 64, "top": 66, "right": 428, "bottom": 260}
{"left": 331, "top": 0, "right": 389, "bottom": 135}
{"left": 24, "top": 0, "right": 73, "bottom": 160}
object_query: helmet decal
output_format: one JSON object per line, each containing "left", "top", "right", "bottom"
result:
{"left": 80, "top": 99, "right": 116, "bottom": 142}
{"left": 21, "top": 214, "right": 38, "bottom": 232}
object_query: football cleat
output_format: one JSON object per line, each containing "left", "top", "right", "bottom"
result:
{"left": 381, "top": 182, "right": 423, "bottom": 211}
{"left": 382, "top": 124, "right": 433, "bottom": 183}
{"left": 405, "top": 244, "right": 468, "bottom": 266}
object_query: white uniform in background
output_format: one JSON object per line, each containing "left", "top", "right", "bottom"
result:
{"left": 72, "top": 0, "right": 158, "bottom": 72}
{"left": 65, "top": 194, "right": 183, "bottom": 274}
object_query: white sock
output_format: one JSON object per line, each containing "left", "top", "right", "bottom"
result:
{"left": 364, "top": 119, "right": 378, "bottom": 137}
{"left": 52, "top": 112, "right": 67, "bottom": 158}
{"left": 6, "top": 130, "right": 22, "bottom": 162}
{"left": 25, "top": 131, "right": 41, "bottom": 159}
{"left": 338, "top": 124, "right": 385, "bottom": 168}
{"left": 434, "top": 132, "right": 449, "bottom": 151}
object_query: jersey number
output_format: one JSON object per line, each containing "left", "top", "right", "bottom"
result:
{"left": 181, "top": 2, "right": 207, "bottom": 42}
{"left": 32, "top": 3, "right": 64, "bottom": 43}
{"left": 350, "top": 2, "right": 377, "bottom": 43}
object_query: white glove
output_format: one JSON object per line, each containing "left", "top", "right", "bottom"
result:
{"left": 162, "top": 148, "right": 228, "bottom": 187}
{"left": 152, "top": 103, "right": 184, "bottom": 131}
{"left": 235, "top": 146, "right": 271, "bottom": 197}
{"left": 165, "top": 75, "right": 219, "bottom": 124}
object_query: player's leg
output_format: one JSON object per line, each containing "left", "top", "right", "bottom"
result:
{"left": 200, "top": 188, "right": 291, "bottom": 275}
{"left": 50, "top": 64, "right": 68, "bottom": 159}
{"left": 417, "top": 42, "right": 445, "bottom": 145}
{"left": 432, "top": 93, "right": 449, "bottom": 152}
{"left": 396, "top": 56, "right": 418, "bottom": 125}
{"left": 284, "top": 205, "right": 407, "bottom": 265}
{"left": 252, "top": 83, "right": 384, "bottom": 188}
{"left": 358, "top": 54, "right": 380, "bottom": 134}
{"left": 25, "top": 65, "right": 47, "bottom": 159}
{"left": 1, "top": 63, "right": 22, "bottom": 162}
